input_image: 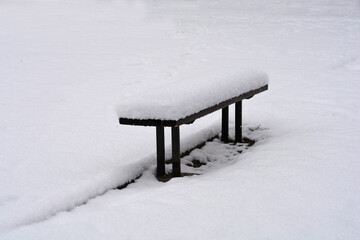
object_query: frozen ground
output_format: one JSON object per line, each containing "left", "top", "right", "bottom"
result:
{"left": 1, "top": 0, "right": 360, "bottom": 239}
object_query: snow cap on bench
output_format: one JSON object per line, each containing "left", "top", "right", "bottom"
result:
{"left": 117, "top": 69, "right": 269, "bottom": 121}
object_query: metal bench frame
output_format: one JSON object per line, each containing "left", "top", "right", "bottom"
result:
{"left": 119, "top": 85, "right": 268, "bottom": 178}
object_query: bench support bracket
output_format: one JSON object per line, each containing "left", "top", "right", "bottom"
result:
{"left": 156, "top": 126, "right": 165, "bottom": 177}
{"left": 172, "top": 126, "right": 181, "bottom": 177}
{"left": 235, "top": 100, "right": 242, "bottom": 142}
{"left": 221, "top": 106, "right": 229, "bottom": 142}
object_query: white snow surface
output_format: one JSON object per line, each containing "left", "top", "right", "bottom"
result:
{"left": 1, "top": 0, "right": 360, "bottom": 239}
{"left": 117, "top": 69, "right": 268, "bottom": 120}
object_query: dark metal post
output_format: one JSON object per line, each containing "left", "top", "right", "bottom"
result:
{"left": 235, "top": 101, "right": 242, "bottom": 143}
{"left": 172, "top": 126, "right": 181, "bottom": 177}
{"left": 156, "top": 126, "right": 165, "bottom": 177}
{"left": 221, "top": 106, "right": 229, "bottom": 142}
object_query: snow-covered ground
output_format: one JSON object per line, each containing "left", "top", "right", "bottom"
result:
{"left": 1, "top": 0, "right": 360, "bottom": 239}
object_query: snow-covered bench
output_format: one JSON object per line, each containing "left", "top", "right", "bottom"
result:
{"left": 118, "top": 70, "right": 269, "bottom": 178}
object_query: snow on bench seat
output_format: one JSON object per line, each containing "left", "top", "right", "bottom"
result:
{"left": 117, "top": 69, "right": 269, "bottom": 125}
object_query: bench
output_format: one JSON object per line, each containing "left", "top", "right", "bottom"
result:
{"left": 118, "top": 70, "right": 269, "bottom": 178}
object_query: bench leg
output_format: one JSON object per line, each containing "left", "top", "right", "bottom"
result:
{"left": 221, "top": 106, "right": 229, "bottom": 142}
{"left": 172, "top": 126, "right": 181, "bottom": 177}
{"left": 156, "top": 126, "right": 165, "bottom": 177}
{"left": 235, "top": 100, "right": 242, "bottom": 143}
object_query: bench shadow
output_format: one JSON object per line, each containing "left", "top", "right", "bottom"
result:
{"left": 156, "top": 136, "right": 256, "bottom": 183}
{"left": 117, "top": 125, "right": 268, "bottom": 185}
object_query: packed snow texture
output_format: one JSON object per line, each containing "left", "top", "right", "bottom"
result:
{"left": 117, "top": 70, "right": 268, "bottom": 120}
{"left": 1, "top": 0, "right": 360, "bottom": 239}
